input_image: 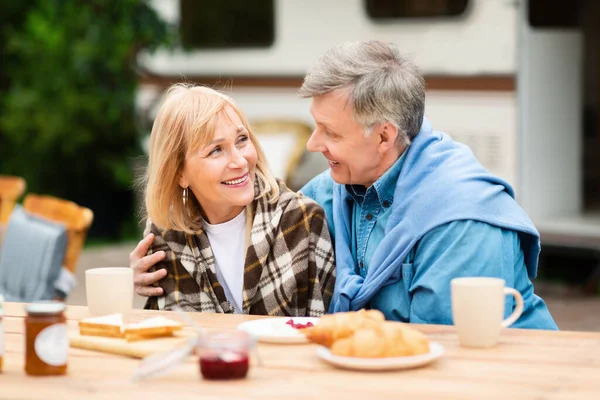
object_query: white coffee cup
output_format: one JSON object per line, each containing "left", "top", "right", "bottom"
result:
{"left": 85, "top": 267, "right": 133, "bottom": 321}
{"left": 451, "top": 277, "right": 524, "bottom": 348}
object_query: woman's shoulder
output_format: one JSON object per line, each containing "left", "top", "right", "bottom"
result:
{"left": 258, "top": 181, "right": 330, "bottom": 245}
{"left": 144, "top": 218, "right": 192, "bottom": 248}
{"left": 274, "top": 180, "right": 326, "bottom": 218}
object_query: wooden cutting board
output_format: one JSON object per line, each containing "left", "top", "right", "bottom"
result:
{"left": 69, "top": 331, "right": 194, "bottom": 359}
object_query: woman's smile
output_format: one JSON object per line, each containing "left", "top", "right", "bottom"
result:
{"left": 222, "top": 173, "right": 250, "bottom": 187}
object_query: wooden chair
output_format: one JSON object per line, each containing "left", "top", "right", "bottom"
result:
{"left": 0, "top": 175, "right": 26, "bottom": 225}
{"left": 23, "top": 194, "right": 94, "bottom": 274}
{"left": 250, "top": 120, "right": 312, "bottom": 182}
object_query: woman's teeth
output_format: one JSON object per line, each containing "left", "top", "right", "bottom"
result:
{"left": 223, "top": 175, "right": 248, "bottom": 185}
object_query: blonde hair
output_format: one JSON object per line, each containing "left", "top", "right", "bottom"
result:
{"left": 142, "top": 83, "right": 279, "bottom": 233}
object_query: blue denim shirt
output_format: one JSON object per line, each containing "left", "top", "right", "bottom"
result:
{"left": 347, "top": 149, "right": 408, "bottom": 279}
{"left": 301, "top": 160, "right": 558, "bottom": 330}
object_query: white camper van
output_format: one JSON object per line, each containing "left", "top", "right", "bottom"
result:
{"left": 139, "top": 0, "right": 600, "bottom": 262}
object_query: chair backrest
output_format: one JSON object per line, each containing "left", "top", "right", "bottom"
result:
{"left": 0, "top": 205, "right": 67, "bottom": 301}
{"left": 0, "top": 175, "right": 26, "bottom": 225}
{"left": 23, "top": 194, "right": 94, "bottom": 274}
{"left": 250, "top": 120, "right": 312, "bottom": 182}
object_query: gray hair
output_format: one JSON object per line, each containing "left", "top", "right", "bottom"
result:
{"left": 299, "top": 40, "right": 425, "bottom": 145}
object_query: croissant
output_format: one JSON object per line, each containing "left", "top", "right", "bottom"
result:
{"left": 330, "top": 322, "right": 430, "bottom": 358}
{"left": 302, "top": 309, "right": 386, "bottom": 347}
{"left": 303, "top": 310, "right": 430, "bottom": 358}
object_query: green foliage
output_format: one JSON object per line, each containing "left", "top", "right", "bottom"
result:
{"left": 0, "top": 0, "right": 172, "bottom": 239}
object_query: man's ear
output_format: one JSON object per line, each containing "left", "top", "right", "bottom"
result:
{"left": 378, "top": 122, "right": 399, "bottom": 152}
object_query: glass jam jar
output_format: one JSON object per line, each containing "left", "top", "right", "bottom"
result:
{"left": 24, "top": 301, "right": 69, "bottom": 376}
{"left": 0, "top": 293, "right": 4, "bottom": 373}
{"left": 197, "top": 330, "right": 253, "bottom": 380}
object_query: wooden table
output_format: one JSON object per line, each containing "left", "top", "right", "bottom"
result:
{"left": 1, "top": 303, "right": 599, "bottom": 400}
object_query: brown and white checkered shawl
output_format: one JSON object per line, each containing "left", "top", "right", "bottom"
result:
{"left": 144, "top": 181, "right": 335, "bottom": 317}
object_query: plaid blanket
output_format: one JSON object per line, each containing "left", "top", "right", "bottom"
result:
{"left": 144, "top": 180, "right": 335, "bottom": 317}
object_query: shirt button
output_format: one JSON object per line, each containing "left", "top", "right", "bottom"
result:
{"left": 382, "top": 200, "right": 390, "bottom": 208}
{"left": 366, "top": 213, "right": 373, "bottom": 220}
{"left": 360, "top": 261, "right": 364, "bottom": 268}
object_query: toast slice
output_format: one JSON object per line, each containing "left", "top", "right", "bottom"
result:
{"left": 123, "top": 316, "right": 184, "bottom": 342}
{"left": 78, "top": 315, "right": 184, "bottom": 341}
{"left": 78, "top": 314, "right": 124, "bottom": 338}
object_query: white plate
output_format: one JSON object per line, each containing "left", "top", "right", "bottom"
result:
{"left": 316, "top": 342, "right": 445, "bottom": 371}
{"left": 237, "top": 317, "right": 320, "bottom": 344}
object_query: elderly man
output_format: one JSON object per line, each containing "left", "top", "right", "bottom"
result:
{"left": 131, "top": 40, "right": 557, "bottom": 329}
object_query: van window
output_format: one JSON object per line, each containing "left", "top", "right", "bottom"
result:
{"left": 180, "top": 0, "right": 274, "bottom": 49}
{"left": 365, "top": 0, "right": 469, "bottom": 19}
{"left": 528, "top": 0, "right": 581, "bottom": 28}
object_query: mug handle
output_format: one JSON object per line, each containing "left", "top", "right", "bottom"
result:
{"left": 501, "top": 288, "right": 524, "bottom": 328}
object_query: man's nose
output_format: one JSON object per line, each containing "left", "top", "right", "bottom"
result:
{"left": 306, "top": 130, "right": 324, "bottom": 153}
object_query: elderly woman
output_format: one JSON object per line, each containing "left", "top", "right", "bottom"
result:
{"left": 134, "top": 84, "right": 335, "bottom": 316}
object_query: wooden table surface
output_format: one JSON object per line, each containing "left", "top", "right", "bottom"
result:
{"left": 1, "top": 302, "right": 599, "bottom": 400}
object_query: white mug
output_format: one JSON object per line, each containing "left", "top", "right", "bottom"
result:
{"left": 85, "top": 267, "right": 133, "bottom": 321}
{"left": 451, "top": 277, "right": 524, "bottom": 348}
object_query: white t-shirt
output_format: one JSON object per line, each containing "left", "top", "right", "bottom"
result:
{"left": 203, "top": 209, "right": 246, "bottom": 313}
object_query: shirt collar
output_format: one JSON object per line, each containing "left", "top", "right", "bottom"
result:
{"left": 345, "top": 146, "right": 409, "bottom": 208}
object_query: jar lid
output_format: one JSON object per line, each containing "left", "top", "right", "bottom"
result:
{"left": 197, "top": 330, "right": 254, "bottom": 350}
{"left": 25, "top": 301, "right": 66, "bottom": 315}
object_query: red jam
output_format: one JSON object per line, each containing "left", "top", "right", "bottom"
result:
{"left": 199, "top": 351, "right": 249, "bottom": 380}
{"left": 286, "top": 319, "right": 314, "bottom": 329}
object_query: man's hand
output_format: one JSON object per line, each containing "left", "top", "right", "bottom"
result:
{"left": 129, "top": 233, "right": 167, "bottom": 297}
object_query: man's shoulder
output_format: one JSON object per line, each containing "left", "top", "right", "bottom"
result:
{"left": 299, "top": 169, "right": 335, "bottom": 203}
{"left": 297, "top": 170, "right": 337, "bottom": 237}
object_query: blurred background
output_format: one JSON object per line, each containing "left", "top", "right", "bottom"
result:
{"left": 1, "top": 0, "right": 599, "bottom": 329}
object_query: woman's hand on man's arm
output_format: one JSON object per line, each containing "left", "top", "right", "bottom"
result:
{"left": 129, "top": 233, "right": 167, "bottom": 297}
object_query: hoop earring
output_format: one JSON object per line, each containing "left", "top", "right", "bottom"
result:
{"left": 182, "top": 187, "right": 188, "bottom": 207}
